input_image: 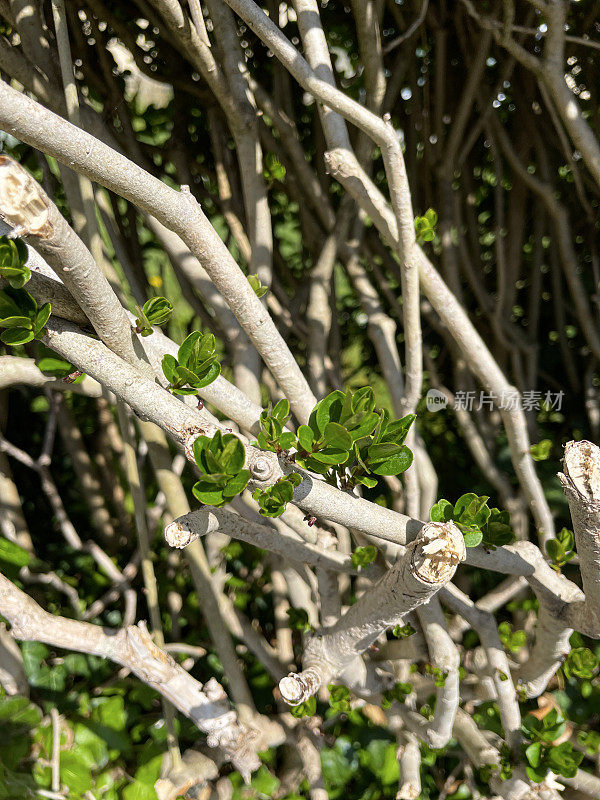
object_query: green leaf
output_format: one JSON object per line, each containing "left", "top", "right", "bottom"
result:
{"left": 525, "top": 763, "right": 548, "bottom": 783}
{"left": 530, "top": 439, "right": 552, "bottom": 461}
{"left": 366, "top": 442, "right": 402, "bottom": 463}
{"left": 381, "top": 413, "right": 416, "bottom": 445}
{"left": 161, "top": 353, "right": 179, "bottom": 383}
{"left": 370, "top": 445, "right": 413, "bottom": 476}
{"left": 60, "top": 750, "right": 94, "bottom": 795}
{"left": 192, "top": 482, "right": 225, "bottom": 506}
{"left": 289, "top": 696, "right": 316, "bottom": 718}
{"left": 348, "top": 410, "right": 379, "bottom": 441}
{"left": 323, "top": 421, "right": 353, "bottom": 450}
{"left": 351, "top": 545, "right": 377, "bottom": 569}
{"left": 430, "top": 499, "right": 454, "bottom": 523}
{"left": 247, "top": 273, "right": 269, "bottom": 298}
{"left": 0, "top": 315, "right": 32, "bottom": 328}
{"left": 454, "top": 493, "right": 490, "bottom": 527}
{"left": 392, "top": 624, "right": 416, "bottom": 638}
{"left": 33, "top": 302, "right": 51, "bottom": 335}
{"left": 0, "top": 537, "right": 30, "bottom": 567}
{"left": 171, "top": 386, "right": 199, "bottom": 396}
{"left": 286, "top": 607, "right": 312, "bottom": 632}
{"left": 350, "top": 386, "right": 375, "bottom": 415}
{"left": 297, "top": 424, "right": 315, "bottom": 452}
{"left": 177, "top": 330, "right": 202, "bottom": 368}
{"left": 222, "top": 470, "right": 251, "bottom": 498}
{"left": 279, "top": 431, "right": 296, "bottom": 450}
{"left": 546, "top": 742, "right": 583, "bottom": 778}
{"left": 37, "top": 356, "right": 74, "bottom": 377}
{"left": 462, "top": 528, "right": 483, "bottom": 548}
{"left": 314, "top": 390, "right": 345, "bottom": 434}
{"left": 328, "top": 683, "right": 351, "bottom": 713}
{"left": 565, "top": 647, "right": 599, "bottom": 679}
{"left": 0, "top": 328, "right": 34, "bottom": 346}
{"left": 356, "top": 475, "right": 378, "bottom": 488}
{"left": 142, "top": 296, "right": 172, "bottom": 325}
{"left": 526, "top": 742, "right": 543, "bottom": 768}
{"left": 194, "top": 360, "right": 221, "bottom": 388}
{"left": 220, "top": 434, "right": 246, "bottom": 474}
{"left": 310, "top": 447, "right": 350, "bottom": 466}
{"left": 0, "top": 264, "right": 31, "bottom": 289}
{"left": 251, "top": 765, "right": 280, "bottom": 797}
{"left": 557, "top": 527, "right": 575, "bottom": 549}
{"left": 272, "top": 398, "right": 290, "bottom": 421}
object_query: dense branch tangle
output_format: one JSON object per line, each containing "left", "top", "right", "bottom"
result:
{"left": 0, "top": 1, "right": 599, "bottom": 799}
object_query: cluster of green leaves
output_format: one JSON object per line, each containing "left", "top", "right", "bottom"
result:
{"left": 522, "top": 710, "right": 583, "bottom": 783}
{"left": 546, "top": 527, "right": 576, "bottom": 572}
{"left": 0, "top": 287, "right": 51, "bottom": 346}
{"left": 562, "top": 647, "right": 599, "bottom": 680}
{"left": 392, "top": 623, "right": 416, "bottom": 639}
{"left": 161, "top": 331, "right": 220, "bottom": 394}
{"left": 191, "top": 432, "right": 250, "bottom": 507}
{"left": 381, "top": 681, "right": 412, "bottom": 709}
{"left": 134, "top": 296, "right": 172, "bottom": 336}
{"left": 257, "top": 399, "right": 296, "bottom": 452}
{"left": 248, "top": 273, "right": 268, "bottom": 298}
{"left": 0, "top": 235, "right": 30, "bottom": 288}
{"left": 577, "top": 729, "right": 600, "bottom": 755}
{"left": 252, "top": 473, "right": 303, "bottom": 517}
{"left": 292, "top": 389, "right": 415, "bottom": 489}
{"left": 350, "top": 545, "right": 377, "bottom": 570}
{"left": 328, "top": 685, "right": 351, "bottom": 714}
{"left": 430, "top": 493, "right": 515, "bottom": 549}
{"left": 424, "top": 664, "right": 447, "bottom": 687}
{"left": 414, "top": 208, "right": 438, "bottom": 243}
{"left": 480, "top": 744, "right": 514, "bottom": 783}
{"left": 498, "top": 622, "right": 527, "bottom": 653}
{"left": 289, "top": 696, "right": 317, "bottom": 718}
{"left": 286, "top": 607, "right": 313, "bottom": 633}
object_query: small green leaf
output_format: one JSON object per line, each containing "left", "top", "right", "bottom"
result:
{"left": 430, "top": 499, "right": 454, "bottom": 523}
{"left": 0, "top": 537, "right": 30, "bottom": 567}
{"left": 161, "top": 353, "right": 179, "bottom": 383}
{"left": 272, "top": 398, "right": 290, "bottom": 421}
{"left": 525, "top": 741, "right": 544, "bottom": 769}
{"left": 222, "top": 470, "right": 251, "bottom": 498}
{"left": 530, "top": 439, "right": 552, "bottom": 462}
{"left": 289, "top": 696, "right": 317, "bottom": 717}
{"left": 279, "top": 431, "right": 296, "bottom": 450}
{"left": 194, "top": 360, "right": 221, "bottom": 388}
{"left": 462, "top": 528, "right": 483, "bottom": 548}
{"left": 324, "top": 421, "right": 353, "bottom": 450}
{"left": 192, "top": 482, "right": 226, "bottom": 507}
{"left": 177, "top": 330, "right": 203, "bottom": 368}
{"left": 310, "top": 447, "right": 350, "bottom": 466}
{"left": 247, "top": 273, "right": 269, "bottom": 298}
{"left": 0, "top": 315, "right": 33, "bottom": 328}
{"left": 286, "top": 607, "right": 312, "bottom": 632}
{"left": 370, "top": 445, "right": 413, "bottom": 476}
{"left": 0, "top": 328, "right": 34, "bottom": 345}
{"left": 565, "top": 647, "right": 599, "bottom": 679}
{"left": 220, "top": 435, "right": 246, "bottom": 475}
{"left": 142, "top": 296, "right": 172, "bottom": 325}
{"left": 297, "top": 424, "right": 315, "bottom": 452}
{"left": 314, "top": 390, "right": 345, "bottom": 434}
{"left": 351, "top": 545, "right": 377, "bottom": 569}
{"left": 33, "top": 302, "right": 51, "bottom": 335}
